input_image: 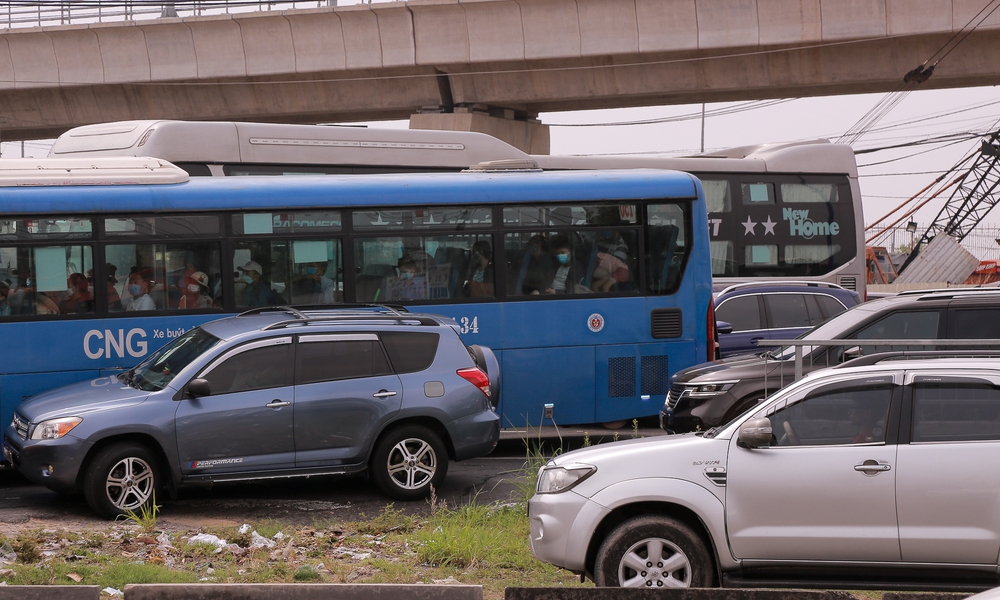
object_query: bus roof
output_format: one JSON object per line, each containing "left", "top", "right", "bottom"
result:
{"left": 0, "top": 168, "right": 700, "bottom": 216}
{"left": 48, "top": 120, "right": 530, "bottom": 168}
{"left": 0, "top": 157, "right": 188, "bottom": 186}
{"left": 532, "top": 139, "right": 859, "bottom": 177}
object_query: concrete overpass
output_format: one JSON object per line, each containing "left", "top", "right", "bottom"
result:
{"left": 1, "top": 0, "right": 999, "bottom": 152}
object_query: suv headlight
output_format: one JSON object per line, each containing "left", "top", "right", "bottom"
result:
{"left": 687, "top": 381, "right": 738, "bottom": 398}
{"left": 30, "top": 417, "right": 82, "bottom": 440}
{"left": 536, "top": 463, "right": 596, "bottom": 494}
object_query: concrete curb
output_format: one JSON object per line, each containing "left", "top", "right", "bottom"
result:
{"left": 0, "top": 586, "right": 101, "bottom": 600}
{"left": 505, "top": 590, "right": 975, "bottom": 600}
{"left": 125, "top": 583, "right": 483, "bottom": 599}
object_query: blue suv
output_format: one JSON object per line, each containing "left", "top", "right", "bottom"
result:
{"left": 4, "top": 307, "right": 500, "bottom": 518}
{"left": 714, "top": 281, "right": 860, "bottom": 358}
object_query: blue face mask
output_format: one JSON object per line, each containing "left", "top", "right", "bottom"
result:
{"left": 128, "top": 284, "right": 143, "bottom": 297}
{"left": 556, "top": 252, "right": 570, "bottom": 265}
{"left": 400, "top": 271, "right": 414, "bottom": 280}
{"left": 305, "top": 267, "right": 317, "bottom": 275}
{"left": 241, "top": 274, "right": 253, "bottom": 285}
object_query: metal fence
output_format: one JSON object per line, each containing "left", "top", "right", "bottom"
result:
{"left": 866, "top": 222, "right": 1000, "bottom": 261}
{"left": 0, "top": 1, "right": 353, "bottom": 29}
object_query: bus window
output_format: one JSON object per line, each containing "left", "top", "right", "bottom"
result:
{"left": 745, "top": 244, "right": 778, "bottom": 268}
{"left": 105, "top": 215, "right": 219, "bottom": 236}
{"left": 0, "top": 245, "right": 93, "bottom": 316}
{"left": 710, "top": 241, "right": 736, "bottom": 276}
{"left": 506, "top": 228, "right": 638, "bottom": 297}
{"left": 233, "top": 239, "right": 342, "bottom": 307}
{"left": 781, "top": 183, "right": 839, "bottom": 203}
{"left": 742, "top": 182, "right": 775, "bottom": 205}
{"left": 701, "top": 179, "right": 732, "bottom": 213}
{"left": 106, "top": 243, "right": 222, "bottom": 312}
{"left": 354, "top": 234, "right": 494, "bottom": 302}
{"left": 231, "top": 211, "right": 342, "bottom": 235}
{"left": 0, "top": 217, "right": 92, "bottom": 240}
{"left": 647, "top": 203, "right": 689, "bottom": 295}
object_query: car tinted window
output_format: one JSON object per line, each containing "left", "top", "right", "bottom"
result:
{"left": 297, "top": 339, "right": 391, "bottom": 384}
{"left": 913, "top": 383, "right": 1000, "bottom": 442}
{"left": 855, "top": 311, "right": 940, "bottom": 341}
{"left": 951, "top": 309, "right": 1000, "bottom": 340}
{"left": 716, "top": 295, "right": 761, "bottom": 332}
{"left": 769, "top": 383, "right": 892, "bottom": 446}
{"left": 816, "top": 294, "right": 848, "bottom": 319}
{"left": 767, "top": 294, "right": 812, "bottom": 329}
{"left": 379, "top": 332, "right": 440, "bottom": 373}
{"left": 202, "top": 343, "right": 293, "bottom": 395}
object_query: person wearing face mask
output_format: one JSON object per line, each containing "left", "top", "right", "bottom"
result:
{"left": 125, "top": 269, "right": 156, "bottom": 311}
{"left": 545, "top": 238, "right": 587, "bottom": 295}
{"left": 464, "top": 240, "right": 495, "bottom": 297}
{"left": 385, "top": 255, "right": 426, "bottom": 301}
{"left": 178, "top": 271, "right": 214, "bottom": 309}
{"left": 238, "top": 261, "right": 276, "bottom": 307}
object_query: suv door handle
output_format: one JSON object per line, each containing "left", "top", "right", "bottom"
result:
{"left": 854, "top": 460, "right": 891, "bottom": 474}
{"left": 266, "top": 400, "right": 291, "bottom": 409}
{"left": 373, "top": 390, "right": 397, "bottom": 399}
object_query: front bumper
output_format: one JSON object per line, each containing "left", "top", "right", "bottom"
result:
{"left": 3, "top": 430, "right": 92, "bottom": 492}
{"left": 660, "top": 391, "right": 737, "bottom": 433}
{"left": 529, "top": 489, "right": 607, "bottom": 573}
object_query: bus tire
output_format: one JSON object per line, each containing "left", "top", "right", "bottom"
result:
{"left": 83, "top": 442, "right": 160, "bottom": 520}
{"left": 594, "top": 515, "right": 713, "bottom": 588}
{"left": 370, "top": 425, "right": 448, "bottom": 500}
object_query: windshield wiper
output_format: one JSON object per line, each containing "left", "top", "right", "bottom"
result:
{"left": 119, "top": 370, "right": 140, "bottom": 389}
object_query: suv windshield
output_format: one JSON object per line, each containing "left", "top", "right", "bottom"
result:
{"left": 124, "top": 328, "right": 220, "bottom": 391}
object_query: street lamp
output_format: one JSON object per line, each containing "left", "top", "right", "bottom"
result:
{"left": 906, "top": 220, "right": 917, "bottom": 250}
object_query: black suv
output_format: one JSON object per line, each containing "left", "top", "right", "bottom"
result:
{"left": 663, "top": 289, "right": 1000, "bottom": 432}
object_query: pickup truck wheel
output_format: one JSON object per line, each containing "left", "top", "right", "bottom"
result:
{"left": 595, "top": 515, "right": 713, "bottom": 588}
{"left": 83, "top": 442, "right": 160, "bottom": 520}
{"left": 370, "top": 425, "right": 448, "bottom": 500}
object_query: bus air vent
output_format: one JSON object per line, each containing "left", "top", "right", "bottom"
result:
{"left": 839, "top": 276, "right": 857, "bottom": 290}
{"left": 608, "top": 357, "right": 636, "bottom": 397}
{"left": 650, "top": 308, "right": 682, "bottom": 339}
{"left": 641, "top": 356, "right": 670, "bottom": 395}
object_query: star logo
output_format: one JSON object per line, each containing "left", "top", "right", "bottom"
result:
{"left": 742, "top": 216, "right": 757, "bottom": 235}
{"left": 762, "top": 215, "right": 777, "bottom": 235}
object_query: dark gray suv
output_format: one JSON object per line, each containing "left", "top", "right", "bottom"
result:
{"left": 3, "top": 307, "right": 500, "bottom": 518}
{"left": 663, "top": 289, "right": 1000, "bottom": 432}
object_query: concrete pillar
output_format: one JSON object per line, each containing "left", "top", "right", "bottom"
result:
{"left": 409, "top": 108, "right": 550, "bottom": 155}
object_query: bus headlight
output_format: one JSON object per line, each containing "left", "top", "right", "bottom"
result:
{"left": 30, "top": 417, "right": 82, "bottom": 440}
{"left": 536, "top": 464, "right": 596, "bottom": 494}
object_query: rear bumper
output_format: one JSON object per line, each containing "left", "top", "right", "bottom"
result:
{"left": 449, "top": 409, "right": 501, "bottom": 461}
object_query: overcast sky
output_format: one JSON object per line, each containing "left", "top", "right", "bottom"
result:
{"left": 4, "top": 84, "right": 999, "bottom": 235}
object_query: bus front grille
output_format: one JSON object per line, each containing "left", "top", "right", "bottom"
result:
{"left": 650, "top": 308, "right": 682, "bottom": 338}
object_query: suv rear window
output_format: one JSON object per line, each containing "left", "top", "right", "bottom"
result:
{"left": 379, "top": 332, "right": 440, "bottom": 374}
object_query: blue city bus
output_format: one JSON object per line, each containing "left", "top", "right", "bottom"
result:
{"left": 0, "top": 158, "right": 713, "bottom": 431}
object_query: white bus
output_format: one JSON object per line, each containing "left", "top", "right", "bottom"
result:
{"left": 49, "top": 120, "right": 865, "bottom": 296}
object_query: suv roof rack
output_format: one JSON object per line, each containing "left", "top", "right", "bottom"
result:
{"left": 237, "top": 304, "right": 410, "bottom": 319}
{"left": 899, "top": 288, "right": 1000, "bottom": 300}
{"left": 839, "top": 349, "right": 1000, "bottom": 368}
{"left": 262, "top": 315, "right": 439, "bottom": 330}
{"left": 716, "top": 280, "right": 846, "bottom": 296}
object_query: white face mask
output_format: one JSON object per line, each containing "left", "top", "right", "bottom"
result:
{"left": 187, "top": 284, "right": 201, "bottom": 293}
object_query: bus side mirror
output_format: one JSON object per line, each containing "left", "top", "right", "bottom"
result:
{"left": 717, "top": 321, "right": 733, "bottom": 335}
{"left": 186, "top": 378, "right": 211, "bottom": 398}
{"left": 737, "top": 417, "right": 772, "bottom": 449}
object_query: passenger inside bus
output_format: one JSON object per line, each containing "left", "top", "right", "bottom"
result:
{"left": 0, "top": 280, "right": 11, "bottom": 316}
{"left": 125, "top": 269, "right": 156, "bottom": 311}
{"left": 178, "top": 271, "right": 214, "bottom": 309}
{"left": 545, "top": 237, "right": 588, "bottom": 295}
{"left": 238, "top": 260, "right": 276, "bottom": 307}
{"left": 464, "top": 240, "right": 494, "bottom": 297}
{"left": 520, "top": 234, "right": 554, "bottom": 295}
{"left": 59, "top": 273, "right": 94, "bottom": 314}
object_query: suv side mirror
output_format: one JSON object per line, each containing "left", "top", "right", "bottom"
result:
{"left": 737, "top": 417, "right": 773, "bottom": 449}
{"left": 717, "top": 321, "right": 733, "bottom": 335}
{"left": 842, "top": 346, "right": 863, "bottom": 361}
{"left": 186, "top": 378, "right": 211, "bottom": 398}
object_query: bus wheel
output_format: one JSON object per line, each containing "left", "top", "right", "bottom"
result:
{"left": 370, "top": 425, "right": 448, "bottom": 500}
{"left": 83, "top": 442, "right": 159, "bottom": 519}
{"left": 595, "top": 515, "right": 713, "bottom": 588}
{"left": 601, "top": 420, "right": 628, "bottom": 430}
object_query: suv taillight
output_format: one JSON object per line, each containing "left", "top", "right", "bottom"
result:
{"left": 457, "top": 367, "right": 491, "bottom": 398}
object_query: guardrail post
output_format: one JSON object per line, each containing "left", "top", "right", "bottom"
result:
{"left": 794, "top": 346, "right": 803, "bottom": 380}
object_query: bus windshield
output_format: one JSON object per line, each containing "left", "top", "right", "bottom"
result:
{"left": 124, "top": 328, "right": 220, "bottom": 392}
